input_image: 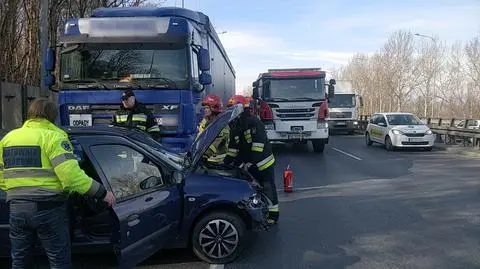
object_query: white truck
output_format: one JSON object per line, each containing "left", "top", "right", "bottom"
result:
{"left": 327, "top": 80, "right": 363, "bottom": 135}
{"left": 251, "top": 68, "right": 336, "bottom": 153}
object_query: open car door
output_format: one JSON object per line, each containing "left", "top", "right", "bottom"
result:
{"left": 73, "top": 135, "right": 182, "bottom": 269}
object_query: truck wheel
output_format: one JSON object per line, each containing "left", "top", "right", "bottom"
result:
{"left": 312, "top": 140, "right": 325, "bottom": 153}
{"left": 192, "top": 211, "right": 246, "bottom": 264}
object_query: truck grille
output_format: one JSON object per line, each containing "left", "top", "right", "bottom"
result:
{"left": 273, "top": 108, "right": 317, "bottom": 121}
{"left": 329, "top": 112, "right": 352, "bottom": 118}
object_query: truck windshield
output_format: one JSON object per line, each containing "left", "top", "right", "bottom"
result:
{"left": 60, "top": 43, "right": 188, "bottom": 88}
{"left": 329, "top": 94, "right": 356, "bottom": 108}
{"left": 265, "top": 78, "right": 325, "bottom": 101}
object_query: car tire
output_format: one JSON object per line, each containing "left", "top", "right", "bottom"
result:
{"left": 312, "top": 140, "right": 325, "bottom": 153}
{"left": 385, "top": 136, "right": 395, "bottom": 151}
{"left": 424, "top": 146, "right": 433, "bottom": 151}
{"left": 365, "top": 133, "right": 373, "bottom": 146}
{"left": 192, "top": 211, "right": 246, "bottom": 264}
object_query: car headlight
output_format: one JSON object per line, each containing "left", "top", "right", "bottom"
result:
{"left": 425, "top": 129, "right": 433, "bottom": 135}
{"left": 249, "top": 193, "right": 261, "bottom": 207}
{"left": 391, "top": 129, "right": 403, "bottom": 135}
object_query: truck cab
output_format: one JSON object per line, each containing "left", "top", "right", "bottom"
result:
{"left": 327, "top": 80, "right": 363, "bottom": 135}
{"left": 42, "top": 7, "right": 235, "bottom": 152}
{"left": 251, "top": 68, "right": 335, "bottom": 153}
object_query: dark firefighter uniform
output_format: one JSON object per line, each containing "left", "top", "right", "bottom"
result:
{"left": 0, "top": 118, "right": 108, "bottom": 268}
{"left": 224, "top": 104, "right": 279, "bottom": 224}
{"left": 197, "top": 118, "right": 230, "bottom": 163}
{"left": 111, "top": 91, "right": 161, "bottom": 140}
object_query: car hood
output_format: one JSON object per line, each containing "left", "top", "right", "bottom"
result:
{"left": 184, "top": 104, "right": 243, "bottom": 170}
{"left": 392, "top": 125, "right": 430, "bottom": 133}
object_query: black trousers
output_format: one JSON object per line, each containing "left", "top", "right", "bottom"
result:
{"left": 252, "top": 166, "right": 279, "bottom": 221}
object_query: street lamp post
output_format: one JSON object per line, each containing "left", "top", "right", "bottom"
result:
{"left": 414, "top": 33, "right": 438, "bottom": 118}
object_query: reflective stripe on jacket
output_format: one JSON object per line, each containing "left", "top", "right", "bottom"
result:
{"left": 0, "top": 118, "right": 104, "bottom": 201}
{"left": 224, "top": 114, "right": 275, "bottom": 173}
{"left": 196, "top": 118, "right": 230, "bottom": 163}
{"left": 112, "top": 102, "right": 160, "bottom": 137}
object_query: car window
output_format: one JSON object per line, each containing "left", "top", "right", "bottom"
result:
{"left": 90, "top": 144, "right": 165, "bottom": 200}
{"left": 386, "top": 114, "right": 423, "bottom": 125}
{"left": 378, "top": 116, "right": 387, "bottom": 125}
{"left": 369, "top": 115, "right": 377, "bottom": 124}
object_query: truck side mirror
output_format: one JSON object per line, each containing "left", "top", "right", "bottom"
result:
{"left": 198, "top": 48, "right": 210, "bottom": 71}
{"left": 252, "top": 81, "right": 259, "bottom": 87}
{"left": 359, "top": 96, "right": 364, "bottom": 107}
{"left": 252, "top": 88, "right": 259, "bottom": 99}
{"left": 328, "top": 85, "right": 335, "bottom": 99}
{"left": 199, "top": 72, "right": 212, "bottom": 85}
{"left": 329, "top": 78, "right": 336, "bottom": 85}
{"left": 45, "top": 47, "right": 56, "bottom": 72}
{"left": 44, "top": 74, "right": 56, "bottom": 87}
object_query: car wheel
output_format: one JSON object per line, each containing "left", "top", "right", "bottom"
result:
{"left": 312, "top": 140, "right": 325, "bottom": 153}
{"left": 192, "top": 211, "right": 246, "bottom": 264}
{"left": 385, "top": 136, "right": 395, "bottom": 151}
{"left": 365, "top": 133, "right": 373, "bottom": 146}
{"left": 424, "top": 146, "right": 433, "bottom": 151}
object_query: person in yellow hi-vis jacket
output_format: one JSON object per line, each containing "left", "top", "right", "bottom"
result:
{"left": 196, "top": 94, "right": 230, "bottom": 163}
{"left": 0, "top": 98, "right": 116, "bottom": 269}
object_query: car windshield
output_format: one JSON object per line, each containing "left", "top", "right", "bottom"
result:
{"left": 59, "top": 43, "right": 188, "bottom": 88}
{"left": 386, "top": 114, "right": 424, "bottom": 125}
{"left": 264, "top": 78, "right": 326, "bottom": 101}
{"left": 129, "top": 132, "right": 184, "bottom": 170}
{"left": 329, "top": 94, "right": 356, "bottom": 108}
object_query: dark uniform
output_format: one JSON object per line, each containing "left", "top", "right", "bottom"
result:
{"left": 224, "top": 112, "right": 279, "bottom": 224}
{"left": 111, "top": 90, "right": 161, "bottom": 140}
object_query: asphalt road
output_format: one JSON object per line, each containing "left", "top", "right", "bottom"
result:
{"left": 2, "top": 134, "right": 480, "bottom": 269}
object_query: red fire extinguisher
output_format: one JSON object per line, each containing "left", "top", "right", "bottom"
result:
{"left": 283, "top": 164, "right": 293, "bottom": 193}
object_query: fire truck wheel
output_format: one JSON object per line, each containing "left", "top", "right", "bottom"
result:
{"left": 312, "top": 140, "right": 325, "bottom": 153}
{"left": 192, "top": 211, "right": 246, "bottom": 264}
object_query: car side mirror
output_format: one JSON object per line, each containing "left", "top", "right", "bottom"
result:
{"left": 198, "top": 48, "right": 210, "bottom": 71}
{"left": 172, "top": 171, "right": 185, "bottom": 184}
{"left": 139, "top": 176, "right": 162, "bottom": 190}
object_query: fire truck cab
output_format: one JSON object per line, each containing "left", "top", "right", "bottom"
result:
{"left": 251, "top": 68, "right": 335, "bottom": 153}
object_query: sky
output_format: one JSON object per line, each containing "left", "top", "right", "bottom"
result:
{"left": 159, "top": 0, "right": 480, "bottom": 94}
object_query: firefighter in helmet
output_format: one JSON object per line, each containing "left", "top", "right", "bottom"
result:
{"left": 224, "top": 95, "right": 279, "bottom": 225}
{"left": 197, "top": 94, "right": 230, "bottom": 163}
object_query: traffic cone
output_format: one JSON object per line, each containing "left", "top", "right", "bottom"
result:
{"left": 283, "top": 164, "right": 293, "bottom": 192}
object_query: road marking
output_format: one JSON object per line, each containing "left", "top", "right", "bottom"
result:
{"left": 210, "top": 265, "right": 225, "bottom": 269}
{"left": 331, "top": 147, "right": 362, "bottom": 160}
{"left": 277, "top": 185, "right": 326, "bottom": 192}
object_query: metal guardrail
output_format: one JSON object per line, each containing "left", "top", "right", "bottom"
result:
{"left": 357, "top": 115, "right": 480, "bottom": 147}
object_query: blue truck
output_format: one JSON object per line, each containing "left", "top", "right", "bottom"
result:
{"left": 44, "top": 7, "right": 236, "bottom": 151}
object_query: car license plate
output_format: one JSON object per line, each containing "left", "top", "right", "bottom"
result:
{"left": 69, "top": 114, "right": 92, "bottom": 126}
{"left": 408, "top": 138, "right": 423, "bottom": 142}
{"left": 288, "top": 134, "right": 303, "bottom": 140}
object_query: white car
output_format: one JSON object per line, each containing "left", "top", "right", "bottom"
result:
{"left": 365, "top": 112, "right": 435, "bottom": 151}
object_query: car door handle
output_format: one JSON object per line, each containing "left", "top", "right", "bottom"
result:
{"left": 127, "top": 214, "right": 140, "bottom": 227}
{"left": 145, "top": 196, "right": 153, "bottom": 202}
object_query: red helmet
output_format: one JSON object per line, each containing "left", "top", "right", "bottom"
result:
{"left": 227, "top": 95, "right": 251, "bottom": 108}
{"left": 202, "top": 94, "right": 223, "bottom": 113}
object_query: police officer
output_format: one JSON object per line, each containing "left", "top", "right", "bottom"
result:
{"left": 224, "top": 95, "right": 279, "bottom": 225}
{"left": 196, "top": 94, "right": 230, "bottom": 164}
{"left": 0, "top": 98, "right": 116, "bottom": 269}
{"left": 111, "top": 89, "right": 161, "bottom": 140}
